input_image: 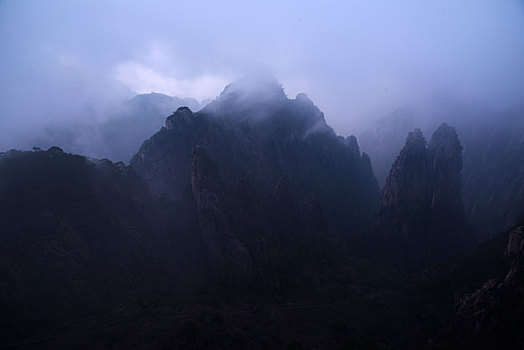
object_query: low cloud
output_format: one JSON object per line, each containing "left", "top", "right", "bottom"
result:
{"left": 114, "top": 61, "right": 228, "bottom": 101}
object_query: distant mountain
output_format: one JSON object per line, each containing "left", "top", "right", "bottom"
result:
{"left": 28, "top": 93, "right": 202, "bottom": 162}
{"left": 95, "top": 93, "right": 202, "bottom": 162}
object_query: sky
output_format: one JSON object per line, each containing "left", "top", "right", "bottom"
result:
{"left": 1, "top": 0, "right": 524, "bottom": 151}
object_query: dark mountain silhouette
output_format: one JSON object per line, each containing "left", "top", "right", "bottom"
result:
{"left": 374, "top": 124, "right": 473, "bottom": 267}
{"left": 0, "top": 147, "right": 211, "bottom": 345}
{"left": 360, "top": 105, "right": 524, "bottom": 240}
{"left": 131, "top": 80, "right": 379, "bottom": 237}
{"left": 439, "top": 224, "right": 524, "bottom": 349}
{"left": 0, "top": 81, "right": 523, "bottom": 349}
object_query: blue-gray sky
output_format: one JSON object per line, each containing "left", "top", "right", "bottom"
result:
{"left": 1, "top": 0, "right": 524, "bottom": 151}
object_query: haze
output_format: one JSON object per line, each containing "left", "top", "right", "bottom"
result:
{"left": 1, "top": 0, "right": 524, "bottom": 153}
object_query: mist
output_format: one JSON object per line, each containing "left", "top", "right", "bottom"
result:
{"left": 1, "top": 0, "right": 524, "bottom": 153}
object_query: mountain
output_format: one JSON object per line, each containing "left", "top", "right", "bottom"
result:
{"left": 1, "top": 81, "right": 523, "bottom": 349}
{"left": 0, "top": 82, "right": 379, "bottom": 347}
{"left": 95, "top": 93, "right": 202, "bottom": 162}
{"left": 131, "top": 80, "right": 380, "bottom": 237}
{"left": 360, "top": 104, "right": 524, "bottom": 240}
{"left": 29, "top": 93, "right": 202, "bottom": 163}
{"left": 374, "top": 124, "right": 473, "bottom": 267}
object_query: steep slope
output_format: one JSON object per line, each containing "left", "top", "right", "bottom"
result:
{"left": 131, "top": 80, "right": 380, "bottom": 236}
{"left": 374, "top": 124, "right": 472, "bottom": 267}
{"left": 191, "top": 146, "right": 254, "bottom": 285}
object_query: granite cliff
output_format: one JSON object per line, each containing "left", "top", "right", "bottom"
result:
{"left": 375, "top": 123, "right": 472, "bottom": 267}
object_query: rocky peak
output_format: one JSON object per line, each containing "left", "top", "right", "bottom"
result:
{"left": 404, "top": 128, "right": 427, "bottom": 151}
{"left": 295, "top": 93, "right": 313, "bottom": 105}
{"left": 428, "top": 123, "right": 462, "bottom": 174}
{"left": 165, "top": 107, "right": 195, "bottom": 129}
{"left": 375, "top": 123, "right": 472, "bottom": 266}
{"left": 377, "top": 128, "right": 428, "bottom": 212}
{"left": 220, "top": 77, "right": 286, "bottom": 100}
{"left": 207, "top": 78, "right": 287, "bottom": 115}
{"left": 344, "top": 135, "right": 360, "bottom": 157}
{"left": 428, "top": 123, "right": 463, "bottom": 210}
{"left": 132, "top": 81, "right": 380, "bottom": 237}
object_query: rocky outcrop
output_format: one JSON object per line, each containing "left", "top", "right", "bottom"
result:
{"left": 504, "top": 226, "right": 524, "bottom": 284}
{"left": 166, "top": 106, "right": 195, "bottom": 129}
{"left": 191, "top": 146, "right": 253, "bottom": 286}
{"left": 438, "top": 224, "right": 524, "bottom": 349}
{"left": 375, "top": 128, "right": 429, "bottom": 230}
{"left": 190, "top": 146, "right": 346, "bottom": 289}
{"left": 360, "top": 105, "right": 524, "bottom": 240}
{"left": 375, "top": 123, "right": 472, "bottom": 266}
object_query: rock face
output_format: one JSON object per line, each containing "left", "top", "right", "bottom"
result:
{"left": 375, "top": 123, "right": 472, "bottom": 266}
{"left": 439, "top": 224, "right": 524, "bottom": 349}
{"left": 191, "top": 146, "right": 253, "bottom": 285}
{"left": 131, "top": 80, "right": 379, "bottom": 236}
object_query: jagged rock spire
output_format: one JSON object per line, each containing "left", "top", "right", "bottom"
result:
{"left": 375, "top": 123, "right": 472, "bottom": 267}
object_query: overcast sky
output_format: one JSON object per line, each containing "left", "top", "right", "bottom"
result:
{"left": 1, "top": 0, "right": 524, "bottom": 150}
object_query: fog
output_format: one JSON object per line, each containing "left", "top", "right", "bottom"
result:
{"left": 1, "top": 0, "right": 524, "bottom": 153}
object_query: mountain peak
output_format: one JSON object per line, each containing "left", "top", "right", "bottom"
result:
{"left": 406, "top": 128, "right": 425, "bottom": 146}
{"left": 428, "top": 122, "right": 461, "bottom": 154}
{"left": 375, "top": 123, "right": 471, "bottom": 267}
{"left": 165, "top": 106, "right": 195, "bottom": 129}
{"left": 295, "top": 93, "right": 313, "bottom": 104}
{"left": 205, "top": 78, "right": 287, "bottom": 115}
{"left": 220, "top": 76, "right": 285, "bottom": 97}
